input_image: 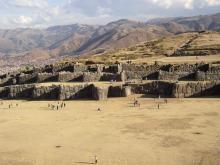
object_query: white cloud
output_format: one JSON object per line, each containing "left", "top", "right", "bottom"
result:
{"left": 152, "top": 0, "right": 173, "bottom": 9}
{"left": 150, "top": 0, "right": 220, "bottom": 9}
{"left": 1, "top": 0, "right": 220, "bottom": 28}
{"left": 206, "top": 0, "right": 220, "bottom": 6}
{"left": 12, "top": 0, "right": 48, "bottom": 9}
{"left": 13, "top": 15, "right": 33, "bottom": 24}
{"left": 185, "top": 0, "right": 194, "bottom": 9}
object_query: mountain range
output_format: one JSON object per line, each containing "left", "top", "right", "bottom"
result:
{"left": 0, "top": 12, "right": 220, "bottom": 59}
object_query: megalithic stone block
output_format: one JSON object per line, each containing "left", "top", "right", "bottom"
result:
{"left": 122, "top": 86, "right": 132, "bottom": 97}
{"left": 92, "top": 86, "right": 108, "bottom": 100}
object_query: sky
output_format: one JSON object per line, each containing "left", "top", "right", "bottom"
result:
{"left": 0, "top": 0, "right": 220, "bottom": 28}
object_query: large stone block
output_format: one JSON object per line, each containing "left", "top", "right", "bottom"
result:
{"left": 92, "top": 86, "right": 108, "bottom": 100}
{"left": 122, "top": 86, "right": 132, "bottom": 97}
{"left": 59, "top": 84, "right": 93, "bottom": 100}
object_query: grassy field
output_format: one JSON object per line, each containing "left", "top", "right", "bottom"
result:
{"left": 0, "top": 96, "right": 220, "bottom": 165}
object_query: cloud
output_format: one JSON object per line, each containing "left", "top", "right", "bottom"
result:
{"left": 12, "top": 15, "right": 33, "bottom": 25}
{"left": 0, "top": 0, "right": 220, "bottom": 28}
{"left": 206, "top": 0, "right": 220, "bottom": 6}
{"left": 185, "top": 0, "right": 194, "bottom": 9}
{"left": 12, "top": 0, "right": 48, "bottom": 8}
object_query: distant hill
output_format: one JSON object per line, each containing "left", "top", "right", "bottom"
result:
{"left": 148, "top": 13, "right": 220, "bottom": 33}
{"left": 0, "top": 24, "right": 97, "bottom": 56}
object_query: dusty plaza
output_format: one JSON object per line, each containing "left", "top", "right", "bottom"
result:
{"left": 0, "top": 96, "right": 219, "bottom": 165}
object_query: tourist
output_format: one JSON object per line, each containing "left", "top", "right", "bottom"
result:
{"left": 134, "top": 100, "right": 140, "bottom": 107}
{"left": 133, "top": 100, "right": 136, "bottom": 107}
{"left": 94, "top": 155, "right": 98, "bottom": 164}
{"left": 165, "top": 99, "right": 168, "bottom": 104}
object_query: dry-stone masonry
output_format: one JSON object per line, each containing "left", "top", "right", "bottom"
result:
{"left": 0, "top": 62, "right": 219, "bottom": 100}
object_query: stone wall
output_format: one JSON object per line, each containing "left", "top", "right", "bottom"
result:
{"left": 18, "top": 73, "right": 37, "bottom": 84}
{"left": 158, "top": 71, "right": 195, "bottom": 81}
{"left": 0, "top": 77, "right": 16, "bottom": 87}
{"left": 58, "top": 72, "right": 83, "bottom": 82}
{"left": 73, "top": 64, "right": 88, "bottom": 72}
{"left": 108, "top": 86, "right": 123, "bottom": 97}
{"left": 195, "top": 71, "right": 220, "bottom": 81}
{"left": 101, "top": 73, "right": 122, "bottom": 82}
{"left": 59, "top": 84, "right": 93, "bottom": 100}
{"left": 128, "top": 81, "right": 174, "bottom": 97}
{"left": 8, "top": 84, "right": 35, "bottom": 99}
{"left": 53, "top": 63, "right": 74, "bottom": 72}
{"left": 0, "top": 87, "right": 9, "bottom": 98}
{"left": 88, "top": 65, "right": 104, "bottom": 73}
{"left": 32, "top": 85, "right": 59, "bottom": 100}
{"left": 92, "top": 86, "right": 109, "bottom": 100}
{"left": 104, "top": 64, "right": 122, "bottom": 73}
{"left": 82, "top": 72, "right": 102, "bottom": 82}
{"left": 172, "top": 81, "right": 220, "bottom": 98}
{"left": 37, "top": 73, "right": 58, "bottom": 83}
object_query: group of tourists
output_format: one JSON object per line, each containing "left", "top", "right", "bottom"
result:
{"left": 48, "top": 102, "right": 66, "bottom": 110}
{"left": 133, "top": 95, "right": 168, "bottom": 110}
{"left": 0, "top": 102, "right": 19, "bottom": 109}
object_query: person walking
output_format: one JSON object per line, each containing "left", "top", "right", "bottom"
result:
{"left": 94, "top": 155, "right": 98, "bottom": 164}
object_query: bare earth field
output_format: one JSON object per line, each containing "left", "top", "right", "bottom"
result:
{"left": 0, "top": 97, "right": 220, "bottom": 165}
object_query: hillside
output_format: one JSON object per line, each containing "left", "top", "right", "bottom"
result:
{"left": 78, "top": 31, "right": 220, "bottom": 64}
{"left": 149, "top": 13, "right": 220, "bottom": 33}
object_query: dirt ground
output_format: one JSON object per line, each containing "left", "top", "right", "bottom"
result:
{"left": 0, "top": 96, "right": 220, "bottom": 165}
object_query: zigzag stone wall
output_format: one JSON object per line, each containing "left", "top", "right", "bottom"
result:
{"left": 0, "top": 62, "right": 219, "bottom": 100}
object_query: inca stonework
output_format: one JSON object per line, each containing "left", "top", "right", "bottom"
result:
{"left": 0, "top": 62, "right": 219, "bottom": 100}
